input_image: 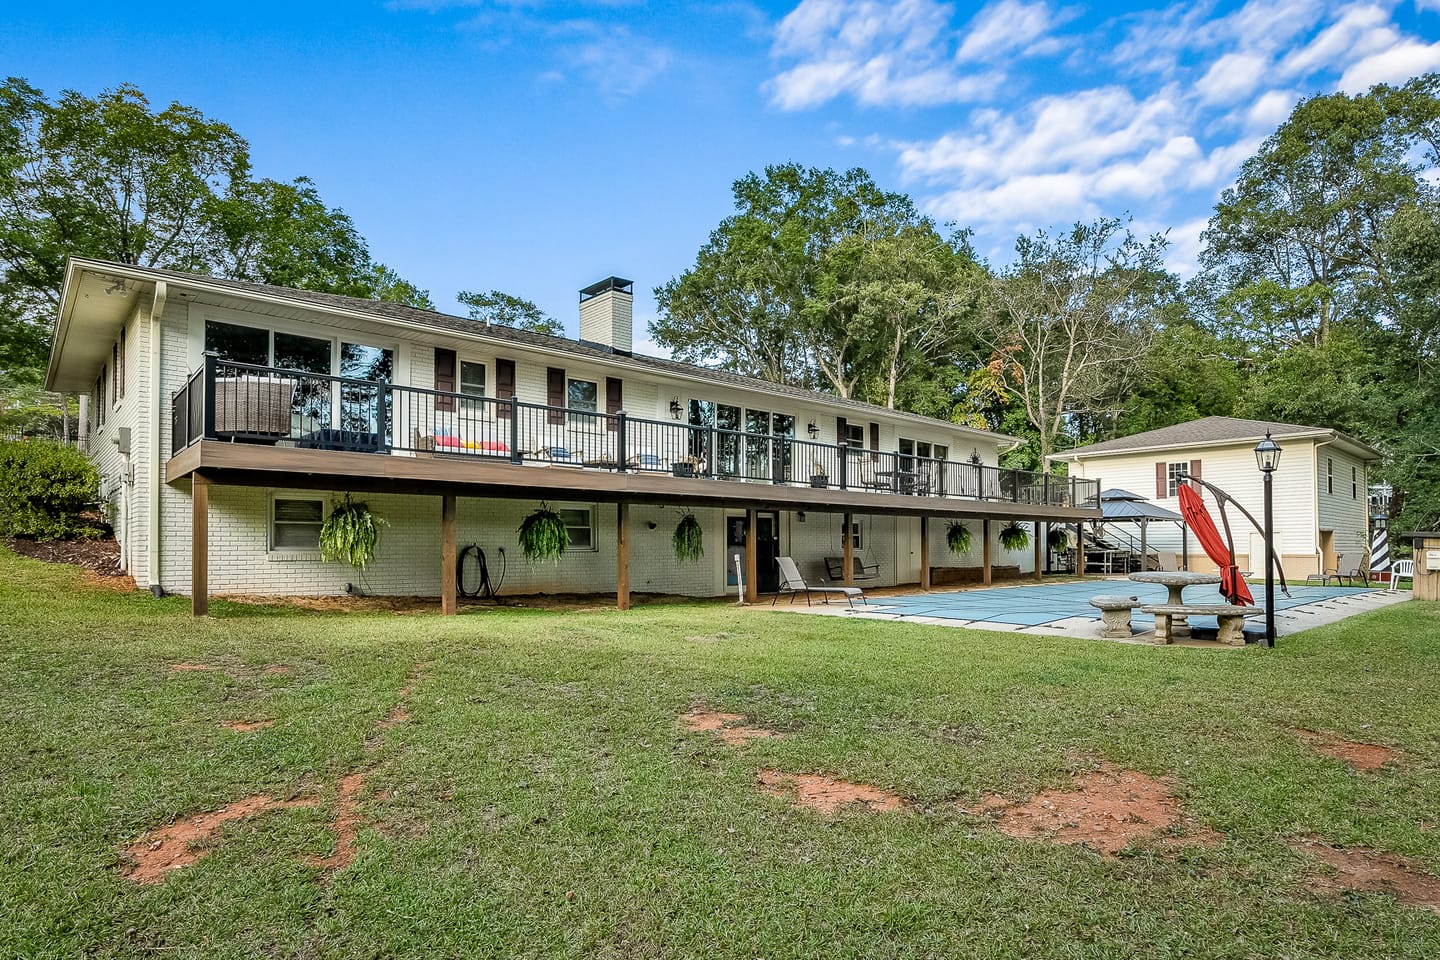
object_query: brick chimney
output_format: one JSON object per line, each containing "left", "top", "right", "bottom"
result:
{"left": 578, "top": 277, "right": 633, "bottom": 355}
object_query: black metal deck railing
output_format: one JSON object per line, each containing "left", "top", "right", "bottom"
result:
{"left": 170, "top": 356, "right": 1099, "bottom": 509}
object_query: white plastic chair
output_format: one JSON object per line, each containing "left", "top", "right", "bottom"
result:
{"left": 1389, "top": 558, "right": 1415, "bottom": 592}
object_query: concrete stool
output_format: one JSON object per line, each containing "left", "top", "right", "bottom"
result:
{"left": 1089, "top": 594, "right": 1141, "bottom": 638}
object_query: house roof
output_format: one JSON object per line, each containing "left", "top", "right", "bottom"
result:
{"left": 48, "top": 258, "right": 1005, "bottom": 445}
{"left": 1048, "top": 416, "right": 1382, "bottom": 463}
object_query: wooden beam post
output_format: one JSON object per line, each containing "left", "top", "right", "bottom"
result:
{"left": 191, "top": 473, "right": 209, "bottom": 617}
{"left": 919, "top": 515, "right": 931, "bottom": 591}
{"left": 1033, "top": 521, "right": 1043, "bottom": 581}
{"left": 616, "top": 501, "right": 630, "bottom": 611}
{"left": 440, "top": 493, "right": 457, "bottom": 616}
{"left": 843, "top": 511, "right": 854, "bottom": 586}
{"left": 982, "top": 518, "right": 992, "bottom": 586}
{"left": 744, "top": 509, "right": 758, "bottom": 604}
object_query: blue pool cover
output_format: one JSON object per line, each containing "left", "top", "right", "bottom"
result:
{"left": 864, "top": 581, "right": 1377, "bottom": 629}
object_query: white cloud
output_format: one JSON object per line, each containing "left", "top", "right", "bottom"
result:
{"left": 1244, "top": 89, "right": 1301, "bottom": 130}
{"left": 766, "top": 0, "right": 1068, "bottom": 109}
{"left": 955, "top": 0, "right": 1064, "bottom": 63}
{"left": 1339, "top": 38, "right": 1440, "bottom": 91}
{"left": 1195, "top": 52, "right": 1270, "bottom": 104}
{"left": 1279, "top": 4, "right": 1397, "bottom": 77}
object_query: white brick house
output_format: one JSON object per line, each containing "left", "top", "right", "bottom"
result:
{"left": 46, "top": 259, "right": 1100, "bottom": 612}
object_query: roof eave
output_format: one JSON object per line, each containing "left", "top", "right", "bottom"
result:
{"left": 82, "top": 261, "right": 1006, "bottom": 443}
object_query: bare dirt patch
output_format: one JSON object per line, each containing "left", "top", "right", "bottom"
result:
{"left": 311, "top": 773, "right": 367, "bottom": 875}
{"left": 220, "top": 719, "right": 274, "bottom": 732}
{"left": 1293, "top": 728, "right": 1397, "bottom": 772}
{"left": 758, "top": 769, "right": 906, "bottom": 815}
{"left": 120, "top": 794, "right": 317, "bottom": 884}
{"left": 964, "top": 763, "right": 1219, "bottom": 856}
{"left": 1293, "top": 835, "right": 1440, "bottom": 914}
{"left": 681, "top": 708, "right": 784, "bottom": 746}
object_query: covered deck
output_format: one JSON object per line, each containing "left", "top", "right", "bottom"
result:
{"left": 168, "top": 356, "right": 1101, "bottom": 615}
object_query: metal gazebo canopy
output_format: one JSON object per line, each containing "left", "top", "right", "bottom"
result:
{"left": 1088, "top": 488, "right": 1188, "bottom": 571}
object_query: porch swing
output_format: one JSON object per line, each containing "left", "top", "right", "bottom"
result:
{"left": 823, "top": 514, "right": 879, "bottom": 582}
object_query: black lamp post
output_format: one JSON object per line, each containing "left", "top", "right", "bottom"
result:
{"left": 1254, "top": 430, "right": 1282, "bottom": 647}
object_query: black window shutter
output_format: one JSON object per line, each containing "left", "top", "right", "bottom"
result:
{"left": 546, "top": 367, "right": 565, "bottom": 425}
{"left": 869, "top": 422, "right": 879, "bottom": 451}
{"left": 434, "top": 348, "right": 456, "bottom": 412}
{"left": 836, "top": 416, "right": 848, "bottom": 446}
{"left": 496, "top": 358, "right": 516, "bottom": 417}
{"left": 605, "top": 377, "right": 622, "bottom": 431}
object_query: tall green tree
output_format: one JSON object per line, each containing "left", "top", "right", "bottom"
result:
{"left": 978, "top": 218, "right": 1171, "bottom": 462}
{"left": 1200, "top": 76, "right": 1440, "bottom": 348}
{"left": 0, "top": 78, "right": 429, "bottom": 374}
{"left": 653, "top": 163, "right": 935, "bottom": 396}
{"left": 456, "top": 289, "right": 562, "bottom": 336}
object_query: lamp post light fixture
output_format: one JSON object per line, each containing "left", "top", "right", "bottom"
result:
{"left": 806, "top": 420, "right": 819, "bottom": 439}
{"left": 669, "top": 397, "right": 683, "bottom": 421}
{"left": 1254, "top": 430, "right": 1282, "bottom": 647}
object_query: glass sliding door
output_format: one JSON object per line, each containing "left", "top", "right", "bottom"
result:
{"left": 744, "top": 409, "right": 771, "bottom": 479}
{"left": 771, "top": 413, "right": 795, "bottom": 483}
{"left": 275, "top": 332, "right": 332, "bottom": 434}
{"left": 339, "top": 342, "right": 394, "bottom": 441}
{"left": 687, "top": 399, "right": 714, "bottom": 470}
{"left": 716, "top": 404, "right": 741, "bottom": 476}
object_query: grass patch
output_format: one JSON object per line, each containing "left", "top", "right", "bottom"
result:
{"left": 1, "top": 547, "right": 1438, "bottom": 957}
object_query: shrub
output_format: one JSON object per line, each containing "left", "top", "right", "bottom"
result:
{"left": 0, "top": 439, "right": 101, "bottom": 540}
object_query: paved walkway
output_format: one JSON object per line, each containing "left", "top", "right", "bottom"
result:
{"left": 768, "top": 578, "right": 1411, "bottom": 645}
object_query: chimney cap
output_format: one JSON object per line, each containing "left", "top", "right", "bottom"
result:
{"left": 579, "top": 276, "right": 633, "bottom": 301}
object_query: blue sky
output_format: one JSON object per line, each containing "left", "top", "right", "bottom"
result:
{"left": 5, "top": 1, "right": 1440, "bottom": 350}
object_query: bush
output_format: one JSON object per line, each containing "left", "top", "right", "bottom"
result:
{"left": 0, "top": 440, "right": 101, "bottom": 540}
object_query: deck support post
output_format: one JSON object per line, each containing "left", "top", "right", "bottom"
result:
{"left": 616, "top": 501, "right": 630, "bottom": 611}
{"left": 440, "top": 492, "right": 457, "bottom": 616}
{"left": 1033, "top": 521, "right": 1043, "bottom": 581}
{"left": 982, "top": 518, "right": 992, "bottom": 586}
{"left": 843, "top": 511, "right": 854, "bottom": 587}
{"left": 191, "top": 473, "right": 210, "bottom": 617}
{"left": 744, "top": 508, "right": 758, "bottom": 604}
{"left": 919, "top": 515, "right": 931, "bottom": 591}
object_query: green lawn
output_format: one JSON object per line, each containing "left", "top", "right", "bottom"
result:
{"left": 3, "top": 547, "right": 1438, "bottom": 959}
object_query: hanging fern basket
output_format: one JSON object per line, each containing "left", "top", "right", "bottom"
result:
{"left": 945, "top": 521, "right": 972, "bottom": 555}
{"left": 998, "top": 522, "right": 1031, "bottom": 552}
{"left": 1046, "top": 527, "right": 1069, "bottom": 552}
{"left": 517, "top": 502, "right": 570, "bottom": 565}
{"left": 319, "top": 494, "right": 387, "bottom": 569}
{"left": 673, "top": 512, "right": 704, "bottom": 563}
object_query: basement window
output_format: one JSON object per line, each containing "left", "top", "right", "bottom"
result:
{"left": 559, "top": 506, "right": 595, "bottom": 551}
{"left": 272, "top": 496, "right": 325, "bottom": 553}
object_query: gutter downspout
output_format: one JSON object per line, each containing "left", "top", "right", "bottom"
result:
{"left": 1313, "top": 436, "right": 1336, "bottom": 575}
{"left": 147, "top": 281, "right": 167, "bottom": 595}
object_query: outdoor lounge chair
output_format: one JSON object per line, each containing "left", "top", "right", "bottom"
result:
{"left": 773, "top": 556, "right": 867, "bottom": 608}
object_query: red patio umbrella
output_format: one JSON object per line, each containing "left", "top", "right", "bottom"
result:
{"left": 1177, "top": 484, "right": 1254, "bottom": 605}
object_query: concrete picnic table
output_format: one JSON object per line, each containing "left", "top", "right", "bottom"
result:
{"left": 1128, "top": 571, "right": 1224, "bottom": 639}
{"left": 1128, "top": 570, "right": 1222, "bottom": 606}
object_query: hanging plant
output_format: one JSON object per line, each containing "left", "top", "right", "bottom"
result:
{"left": 998, "top": 521, "right": 1031, "bottom": 552}
{"left": 319, "top": 494, "right": 387, "bottom": 568}
{"left": 1046, "top": 527, "right": 1069, "bottom": 551}
{"left": 673, "top": 512, "right": 704, "bottom": 563}
{"left": 946, "top": 521, "right": 972, "bottom": 554}
{"left": 517, "top": 501, "right": 570, "bottom": 564}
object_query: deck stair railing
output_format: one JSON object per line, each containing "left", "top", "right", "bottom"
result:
{"left": 170, "top": 357, "right": 1098, "bottom": 509}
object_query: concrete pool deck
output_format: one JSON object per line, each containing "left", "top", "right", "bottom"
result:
{"left": 767, "top": 577, "right": 1411, "bottom": 645}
